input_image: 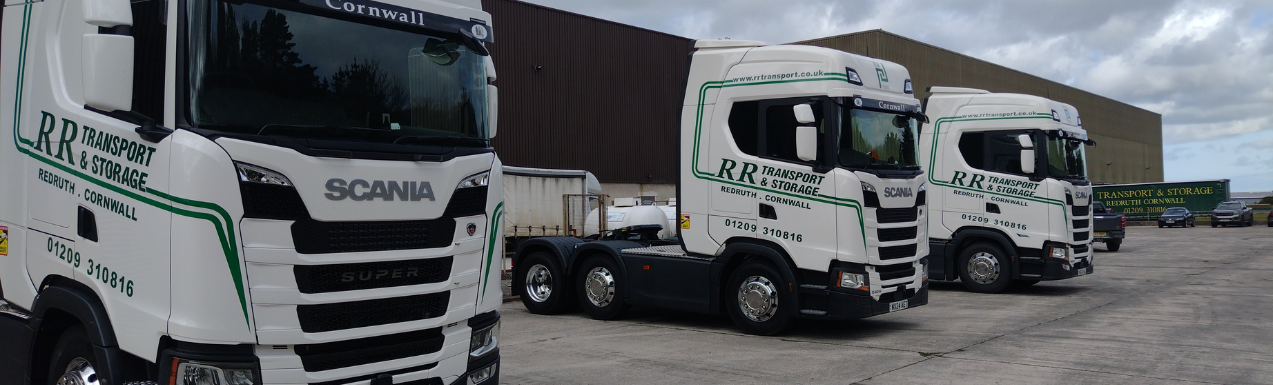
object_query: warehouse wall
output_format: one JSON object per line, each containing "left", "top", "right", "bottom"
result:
{"left": 482, "top": 0, "right": 692, "bottom": 184}
{"left": 797, "top": 30, "right": 1164, "bottom": 184}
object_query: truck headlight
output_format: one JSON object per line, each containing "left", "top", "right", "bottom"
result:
{"left": 467, "top": 362, "right": 498, "bottom": 385}
{"left": 1048, "top": 245, "right": 1070, "bottom": 261}
{"left": 470, "top": 319, "right": 500, "bottom": 359}
{"left": 838, "top": 271, "right": 868, "bottom": 291}
{"left": 920, "top": 259, "right": 929, "bottom": 282}
{"left": 457, "top": 171, "right": 490, "bottom": 189}
{"left": 174, "top": 360, "right": 257, "bottom": 385}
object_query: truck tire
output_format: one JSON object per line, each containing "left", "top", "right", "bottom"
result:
{"left": 576, "top": 256, "right": 629, "bottom": 320}
{"left": 726, "top": 262, "right": 792, "bottom": 335}
{"left": 957, "top": 243, "right": 1011, "bottom": 294}
{"left": 47, "top": 326, "right": 99, "bottom": 385}
{"left": 1211, "top": 221, "right": 1217, "bottom": 228}
{"left": 1106, "top": 239, "right": 1122, "bottom": 251}
{"left": 517, "top": 252, "right": 575, "bottom": 314}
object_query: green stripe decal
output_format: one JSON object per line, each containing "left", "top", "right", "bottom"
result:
{"left": 10, "top": 4, "right": 251, "bottom": 328}
{"left": 480, "top": 202, "right": 505, "bottom": 303}
{"left": 925, "top": 114, "right": 1069, "bottom": 222}
{"left": 688, "top": 74, "right": 869, "bottom": 252}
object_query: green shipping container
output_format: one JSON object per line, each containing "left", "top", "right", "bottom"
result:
{"left": 1092, "top": 180, "right": 1230, "bottom": 220}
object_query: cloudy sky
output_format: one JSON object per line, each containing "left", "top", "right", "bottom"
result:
{"left": 523, "top": 0, "right": 1273, "bottom": 192}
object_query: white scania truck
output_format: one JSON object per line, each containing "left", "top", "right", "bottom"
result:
{"left": 920, "top": 87, "right": 1095, "bottom": 293}
{"left": 513, "top": 41, "right": 930, "bottom": 335}
{"left": 1, "top": 0, "right": 504, "bottom": 384}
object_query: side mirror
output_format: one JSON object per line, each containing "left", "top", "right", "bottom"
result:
{"left": 796, "top": 126, "right": 817, "bottom": 162}
{"left": 1017, "top": 133, "right": 1034, "bottom": 149}
{"left": 83, "top": 0, "right": 132, "bottom": 27}
{"left": 82, "top": 35, "right": 134, "bottom": 112}
{"left": 793, "top": 104, "right": 816, "bottom": 124}
{"left": 487, "top": 85, "right": 498, "bottom": 139}
{"left": 1020, "top": 149, "right": 1035, "bottom": 174}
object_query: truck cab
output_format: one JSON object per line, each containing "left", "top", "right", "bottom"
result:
{"left": 920, "top": 87, "right": 1095, "bottom": 293}
{"left": 514, "top": 41, "right": 929, "bottom": 335}
{"left": 1, "top": 0, "right": 503, "bottom": 384}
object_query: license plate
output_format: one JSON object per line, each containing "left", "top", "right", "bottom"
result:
{"left": 1166, "top": 220, "right": 1175, "bottom": 223}
{"left": 1076, "top": 267, "right": 1089, "bottom": 276}
{"left": 1094, "top": 232, "right": 1107, "bottom": 237}
{"left": 889, "top": 300, "right": 908, "bottom": 312}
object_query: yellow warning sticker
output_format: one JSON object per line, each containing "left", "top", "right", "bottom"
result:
{"left": 0, "top": 226, "right": 8, "bottom": 256}
{"left": 680, "top": 215, "right": 690, "bottom": 229}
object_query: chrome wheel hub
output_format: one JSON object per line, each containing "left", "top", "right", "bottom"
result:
{"left": 737, "top": 276, "right": 778, "bottom": 322}
{"left": 524, "top": 264, "right": 554, "bottom": 303}
{"left": 967, "top": 252, "right": 1000, "bottom": 285}
{"left": 584, "top": 267, "right": 616, "bottom": 307}
{"left": 57, "top": 358, "right": 98, "bottom": 385}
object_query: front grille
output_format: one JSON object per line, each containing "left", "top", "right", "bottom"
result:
{"left": 294, "top": 257, "right": 453, "bottom": 294}
{"left": 877, "top": 207, "right": 919, "bottom": 223}
{"left": 1072, "top": 205, "right": 1089, "bottom": 216}
{"left": 878, "top": 244, "right": 917, "bottom": 260}
{"left": 291, "top": 218, "right": 455, "bottom": 254}
{"left": 877, "top": 227, "right": 917, "bottom": 242}
{"left": 398, "top": 379, "right": 444, "bottom": 385}
{"left": 310, "top": 364, "right": 439, "bottom": 385}
{"left": 443, "top": 186, "right": 488, "bottom": 217}
{"left": 1073, "top": 244, "right": 1089, "bottom": 254}
{"left": 297, "top": 292, "right": 450, "bottom": 333}
{"left": 876, "top": 263, "right": 915, "bottom": 282}
{"left": 296, "top": 329, "right": 444, "bottom": 372}
{"left": 1072, "top": 219, "right": 1089, "bottom": 229}
{"left": 1074, "top": 231, "right": 1089, "bottom": 242}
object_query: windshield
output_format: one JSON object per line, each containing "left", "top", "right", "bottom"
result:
{"left": 838, "top": 107, "right": 919, "bottom": 170}
{"left": 187, "top": 0, "right": 488, "bottom": 145}
{"left": 1045, "top": 134, "right": 1087, "bottom": 180}
{"left": 1163, "top": 208, "right": 1186, "bottom": 215}
{"left": 1217, "top": 203, "right": 1241, "bottom": 210}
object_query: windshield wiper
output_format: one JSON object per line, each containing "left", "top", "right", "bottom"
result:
{"left": 393, "top": 135, "right": 488, "bottom": 147}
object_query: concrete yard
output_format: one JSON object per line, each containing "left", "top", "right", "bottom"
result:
{"left": 497, "top": 226, "right": 1273, "bottom": 384}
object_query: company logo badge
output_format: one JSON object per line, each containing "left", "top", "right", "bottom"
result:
{"left": 1074, "top": 190, "right": 1089, "bottom": 200}
{"left": 873, "top": 62, "right": 889, "bottom": 85}
{"left": 884, "top": 187, "right": 913, "bottom": 198}
{"left": 467, "top": 223, "right": 477, "bottom": 236}
{"left": 0, "top": 226, "right": 8, "bottom": 256}
{"left": 324, "top": 179, "right": 435, "bottom": 201}
{"left": 680, "top": 214, "right": 690, "bottom": 229}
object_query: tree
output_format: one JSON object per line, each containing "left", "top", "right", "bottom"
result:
{"left": 329, "top": 59, "right": 407, "bottom": 127}
{"left": 1259, "top": 196, "right": 1273, "bottom": 205}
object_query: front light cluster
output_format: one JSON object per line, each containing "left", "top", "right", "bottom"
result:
{"left": 235, "top": 162, "right": 292, "bottom": 186}
{"left": 860, "top": 181, "right": 876, "bottom": 193}
{"left": 175, "top": 361, "right": 257, "bottom": 385}
{"left": 467, "top": 362, "right": 498, "bottom": 385}
{"left": 838, "top": 271, "right": 868, "bottom": 291}
{"left": 457, "top": 171, "right": 490, "bottom": 189}
{"left": 470, "top": 319, "right": 500, "bottom": 359}
{"left": 1048, "top": 245, "right": 1070, "bottom": 261}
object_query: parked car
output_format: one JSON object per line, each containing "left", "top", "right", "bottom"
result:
{"left": 1158, "top": 207, "right": 1195, "bottom": 228}
{"left": 1211, "top": 201, "right": 1254, "bottom": 227}
{"left": 1092, "top": 201, "right": 1126, "bottom": 251}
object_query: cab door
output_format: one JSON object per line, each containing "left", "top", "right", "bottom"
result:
{"left": 709, "top": 97, "right": 837, "bottom": 268}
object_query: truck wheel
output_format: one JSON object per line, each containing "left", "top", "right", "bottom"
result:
{"left": 727, "top": 263, "right": 792, "bottom": 335}
{"left": 47, "top": 326, "right": 100, "bottom": 385}
{"left": 518, "top": 252, "right": 575, "bottom": 314}
{"left": 957, "top": 243, "right": 1011, "bottom": 294}
{"left": 576, "top": 257, "right": 629, "bottom": 320}
{"left": 1211, "top": 222, "right": 1217, "bottom": 228}
{"left": 1106, "top": 239, "right": 1122, "bottom": 251}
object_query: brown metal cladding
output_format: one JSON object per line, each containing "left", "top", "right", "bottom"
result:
{"left": 482, "top": 0, "right": 692, "bottom": 184}
{"left": 798, "top": 30, "right": 1164, "bottom": 184}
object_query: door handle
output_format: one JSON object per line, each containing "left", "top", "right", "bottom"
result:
{"left": 986, "top": 203, "right": 1001, "bottom": 214}
{"left": 759, "top": 204, "right": 777, "bottom": 220}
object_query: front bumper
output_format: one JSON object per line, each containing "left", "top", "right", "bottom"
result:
{"left": 1033, "top": 257, "right": 1093, "bottom": 280}
{"left": 1158, "top": 218, "right": 1186, "bottom": 226}
{"left": 798, "top": 283, "right": 928, "bottom": 320}
{"left": 1214, "top": 216, "right": 1240, "bottom": 223}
